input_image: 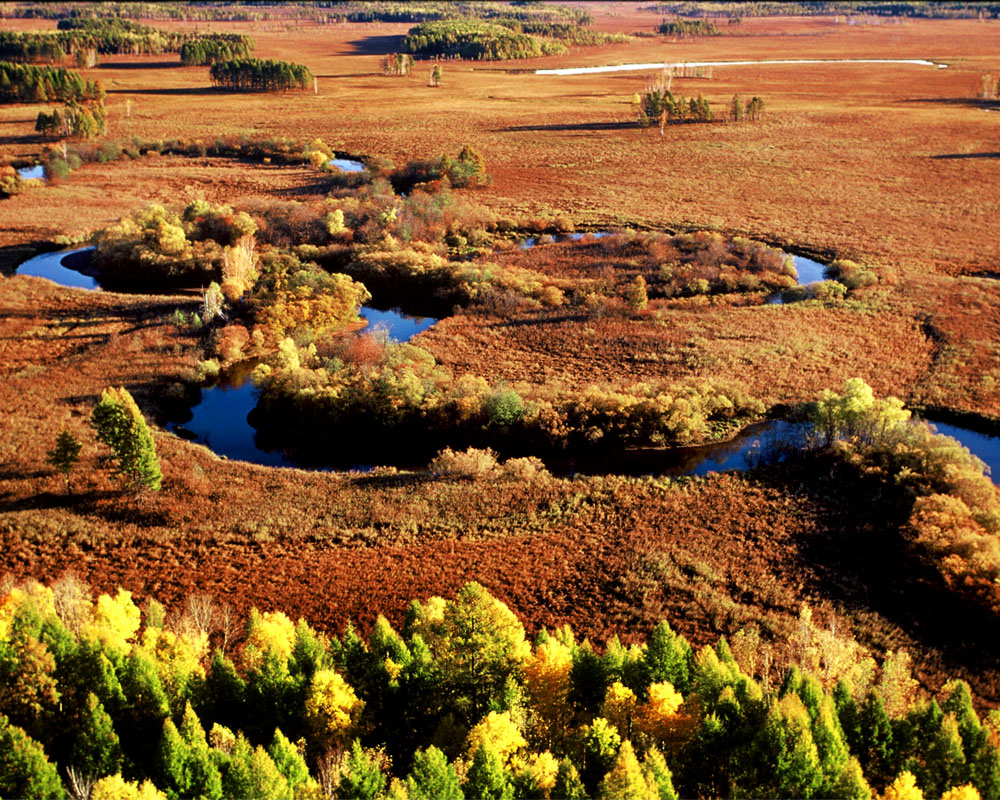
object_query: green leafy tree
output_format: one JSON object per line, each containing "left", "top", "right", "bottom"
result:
{"left": 71, "top": 692, "right": 122, "bottom": 779}
{"left": 91, "top": 386, "right": 162, "bottom": 494}
{"left": 46, "top": 427, "right": 82, "bottom": 495}
{"left": 266, "top": 728, "right": 311, "bottom": 793}
{"left": 430, "top": 64, "right": 442, "bottom": 86}
{"left": 599, "top": 740, "right": 657, "bottom": 800}
{"left": 337, "top": 739, "right": 387, "bottom": 800}
{"left": 0, "top": 714, "right": 65, "bottom": 799}
{"left": 553, "top": 758, "right": 588, "bottom": 800}
{"left": 405, "top": 746, "right": 462, "bottom": 800}
{"left": 465, "top": 743, "right": 513, "bottom": 800}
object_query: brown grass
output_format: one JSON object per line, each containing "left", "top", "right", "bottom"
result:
{"left": 2, "top": 9, "right": 1000, "bottom": 708}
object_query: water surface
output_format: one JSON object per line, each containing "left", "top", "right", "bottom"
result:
{"left": 330, "top": 158, "right": 365, "bottom": 172}
{"left": 15, "top": 247, "right": 99, "bottom": 290}
{"left": 17, "top": 165, "right": 45, "bottom": 181}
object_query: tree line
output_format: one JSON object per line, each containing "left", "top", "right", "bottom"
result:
{"left": 0, "top": 22, "right": 251, "bottom": 65}
{"left": 209, "top": 58, "right": 312, "bottom": 92}
{"left": 0, "top": 62, "right": 103, "bottom": 104}
{"left": 401, "top": 20, "right": 568, "bottom": 61}
{"left": 658, "top": 18, "right": 721, "bottom": 36}
{"left": 1, "top": 576, "right": 997, "bottom": 800}
{"left": 179, "top": 34, "right": 255, "bottom": 67}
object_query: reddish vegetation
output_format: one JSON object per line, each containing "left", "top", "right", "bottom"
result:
{"left": 3, "top": 7, "right": 1000, "bottom": 712}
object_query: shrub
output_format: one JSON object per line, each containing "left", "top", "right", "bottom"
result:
{"left": 429, "top": 447, "right": 500, "bottom": 479}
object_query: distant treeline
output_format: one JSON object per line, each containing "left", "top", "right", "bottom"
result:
{"left": 209, "top": 58, "right": 313, "bottom": 92}
{"left": 180, "top": 34, "right": 256, "bottom": 67}
{"left": 0, "top": 21, "right": 254, "bottom": 65}
{"left": 318, "top": 1, "right": 594, "bottom": 25}
{"left": 402, "top": 20, "right": 569, "bottom": 60}
{"left": 658, "top": 18, "right": 721, "bottom": 35}
{"left": 2, "top": 1, "right": 596, "bottom": 25}
{"left": 642, "top": 1, "right": 1000, "bottom": 18}
{"left": 0, "top": 62, "right": 103, "bottom": 104}
{"left": 0, "top": 27, "right": 181, "bottom": 63}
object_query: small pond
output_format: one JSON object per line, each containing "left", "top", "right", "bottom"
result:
{"left": 766, "top": 254, "right": 830, "bottom": 304}
{"left": 329, "top": 158, "right": 365, "bottom": 172}
{"left": 17, "top": 164, "right": 45, "bottom": 181}
{"left": 15, "top": 246, "right": 99, "bottom": 290}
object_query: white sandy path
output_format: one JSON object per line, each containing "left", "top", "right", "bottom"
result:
{"left": 536, "top": 59, "right": 946, "bottom": 75}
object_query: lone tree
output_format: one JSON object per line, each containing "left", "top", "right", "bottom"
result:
{"left": 91, "top": 386, "right": 162, "bottom": 494}
{"left": 430, "top": 64, "right": 442, "bottom": 87}
{"left": 46, "top": 427, "right": 82, "bottom": 495}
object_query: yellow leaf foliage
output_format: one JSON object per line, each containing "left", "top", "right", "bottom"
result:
{"left": 243, "top": 609, "right": 296, "bottom": 670}
{"left": 635, "top": 681, "right": 684, "bottom": 741}
{"left": 511, "top": 751, "right": 558, "bottom": 793}
{"left": 85, "top": 589, "right": 141, "bottom": 657}
{"left": 941, "top": 785, "right": 981, "bottom": 800}
{"left": 465, "top": 711, "right": 527, "bottom": 764}
{"left": 524, "top": 637, "right": 573, "bottom": 747}
{"left": 139, "top": 627, "right": 208, "bottom": 697}
{"left": 92, "top": 774, "right": 167, "bottom": 800}
{"left": 601, "top": 682, "right": 638, "bottom": 738}
{"left": 0, "top": 582, "right": 56, "bottom": 641}
{"left": 884, "top": 771, "right": 925, "bottom": 800}
{"left": 304, "top": 669, "right": 364, "bottom": 746}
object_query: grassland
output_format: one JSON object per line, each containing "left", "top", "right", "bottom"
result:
{"left": 2, "top": 5, "right": 1000, "bottom": 710}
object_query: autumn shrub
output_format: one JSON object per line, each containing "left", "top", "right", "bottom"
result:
{"left": 831, "top": 258, "right": 878, "bottom": 290}
{"left": 94, "top": 201, "right": 257, "bottom": 285}
{"left": 429, "top": 446, "right": 501, "bottom": 479}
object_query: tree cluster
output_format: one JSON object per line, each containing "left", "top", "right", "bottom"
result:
{"left": 1, "top": 578, "right": 998, "bottom": 800}
{"left": 0, "top": 23, "right": 186, "bottom": 64}
{"left": 638, "top": 87, "right": 714, "bottom": 127}
{"left": 810, "top": 379, "right": 1000, "bottom": 616}
{"left": 401, "top": 20, "right": 568, "bottom": 61}
{"left": 381, "top": 52, "right": 415, "bottom": 76}
{"left": 657, "top": 18, "right": 721, "bottom": 36}
{"left": 209, "top": 57, "right": 313, "bottom": 92}
{"left": 35, "top": 98, "right": 107, "bottom": 139}
{"left": 0, "top": 62, "right": 103, "bottom": 104}
{"left": 179, "top": 34, "right": 255, "bottom": 66}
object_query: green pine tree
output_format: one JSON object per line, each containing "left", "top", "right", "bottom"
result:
{"left": 0, "top": 714, "right": 64, "bottom": 799}
{"left": 71, "top": 692, "right": 122, "bottom": 779}
{"left": 338, "top": 739, "right": 387, "bottom": 800}
{"left": 406, "top": 746, "right": 462, "bottom": 800}
{"left": 465, "top": 744, "right": 513, "bottom": 800}
{"left": 46, "top": 427, "right": 82, "bottom": 494}
{"left": 91, "top": 386, "right": 162, "bottom": 494}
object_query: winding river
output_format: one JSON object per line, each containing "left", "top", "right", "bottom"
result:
{"left": 15, "top": 245, "right": 1000, "bottom": 482}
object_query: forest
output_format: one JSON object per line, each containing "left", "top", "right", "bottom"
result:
{"left": 1, "top": 577, "right": 998, "bottom": 800}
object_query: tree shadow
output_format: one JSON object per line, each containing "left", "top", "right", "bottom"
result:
{"left": 99, "top": 60, "right": 179, "bottom": 70}
{"left": 931, "top": 152, "right": 1000, "bottom": 160}
{"left": 766, "top": 458, "right": 1000, "bottom": 700}
{"left": 105, "top": 86, "right": 222, "bottom": 96}
{"left": 495, "top": 121, "right": 639, "bottom": 133}
{"left": 346, "top": 34, "right": 405, "bottom": 55}
{"left": 901, "top": 97, "right": 1000, "bottom": 109}
{"left": 0, "top": 132, "right": 47, "bottom": 146}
